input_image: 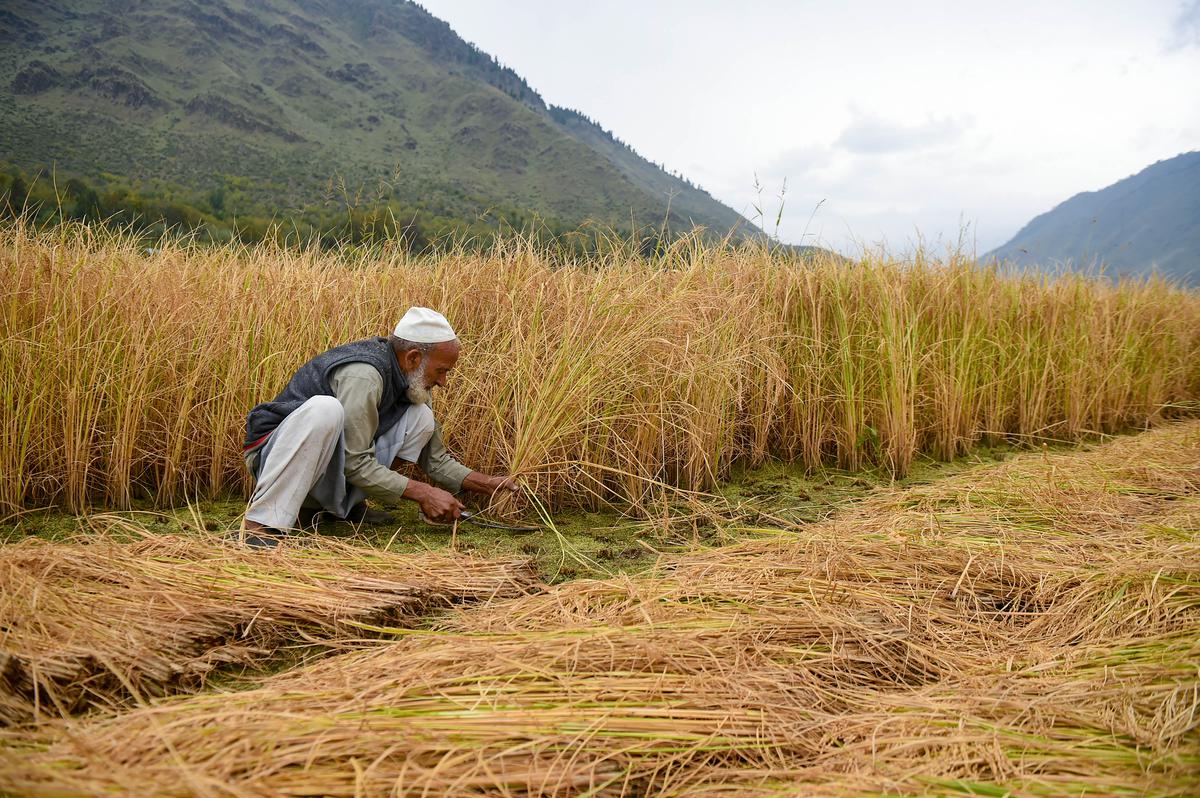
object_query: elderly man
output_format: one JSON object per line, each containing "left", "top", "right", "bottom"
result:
{"left": 241, "top": 307, "right": 516, "bottom": 548}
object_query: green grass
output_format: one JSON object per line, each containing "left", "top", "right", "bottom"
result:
{"left": 3, "top": 440, "right": 1046, "bottom": 581}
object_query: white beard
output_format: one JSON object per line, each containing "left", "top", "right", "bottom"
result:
{"left": 405, "top": 360, "right": 432, "bottom": 405}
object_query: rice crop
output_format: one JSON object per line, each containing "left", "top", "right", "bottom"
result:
{"left": 2, "top": 219, "right": 1198, "bottom": 515}
{"left": 4, "top": 421, "right": 1195, "bottom": 796}
{"left": 0, "top": 520, "right": 537, "bottom": 725}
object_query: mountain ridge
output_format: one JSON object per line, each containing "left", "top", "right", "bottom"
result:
{"left": 986, "top": 151, "right": 1199, "bottom": 284}
{"left": 0, "top": 0, "right": 750, "bottom": 243}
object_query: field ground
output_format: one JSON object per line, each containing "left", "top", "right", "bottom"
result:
{"left": 4, "top": 439, "right": 1031, "bottom": 582}
{"left": 2, "top": 421, "right": 1197, "bottom": 796}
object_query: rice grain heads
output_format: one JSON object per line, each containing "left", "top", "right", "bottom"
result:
{"left": 4, "top": 221, "right": 1199, "bottom": 515}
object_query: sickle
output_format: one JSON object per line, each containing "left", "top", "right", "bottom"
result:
{"left": 420, "top": 509, "right": 542, "bottom": 533}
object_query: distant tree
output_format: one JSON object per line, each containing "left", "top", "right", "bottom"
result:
{"left": 65, "top": 178, "right": 101, "bottom": 220}
{"left": 207, "top": 186, "right": 227, "bottom": 216}
{"left": 6, "top": 175, "right": 29, "bottom": 214}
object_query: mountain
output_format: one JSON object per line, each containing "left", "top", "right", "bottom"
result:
{"left": 986, "top": 152, "right": 1199, "bottom": 284}
{"left": 0, "top": 0, "right": 750, "bottom": 242}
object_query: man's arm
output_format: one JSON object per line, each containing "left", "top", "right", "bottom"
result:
{"left": 329, "top": 365, "right": 464, "bottom": 521}
{"left": 328, "top": 364, "right": 411, "bottom": 502}
{"left": 417, "top": 421, "right": 520, "bottom": 498}
{"left": 461, "top": 471, "right": 521, "bottom": 496}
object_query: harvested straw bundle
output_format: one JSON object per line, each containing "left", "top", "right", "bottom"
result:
{"left": 0, "top": 523, "right": 537, "bottom": 724}
{"left": 4, "top": 597, "right": 1194, "bottom": 795}
{"left": 3, "top": 424, "right": 1196, "bottom": 795}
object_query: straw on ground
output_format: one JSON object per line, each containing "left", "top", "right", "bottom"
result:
{"left": 3, "top": 421, "right": 1196, "bottom": 796}
{"left": 0, "top": 522, "right": 536, "bottom": 725}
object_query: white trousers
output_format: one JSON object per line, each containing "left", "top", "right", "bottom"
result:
{"left": 244, "top": 396, "right": 435, "bottom": 530}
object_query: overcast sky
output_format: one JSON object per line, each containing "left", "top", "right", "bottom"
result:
{"left": 418, "top": 0, "right": 1199, "bottom": 255}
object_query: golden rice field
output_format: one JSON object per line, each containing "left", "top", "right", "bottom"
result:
{"left": 1, "top": 221, "right": 1199, "bottom": 796}
{"left": 2, "top": 221, "right": 1198, "bottom": 514}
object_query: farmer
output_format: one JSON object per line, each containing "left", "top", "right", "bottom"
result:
{"left": 240, "top": 307, "right": 517, "bottom": 548}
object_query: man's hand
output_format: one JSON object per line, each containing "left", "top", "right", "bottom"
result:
{"left": 403, "top": 479, "right": 464, "bottom": 522}
{"left": 462, "top": 472, "right": 521, "bottom": 497}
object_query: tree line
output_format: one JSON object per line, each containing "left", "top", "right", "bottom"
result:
{"left": 0, "top": 164, "right": 680, "bottom": 256}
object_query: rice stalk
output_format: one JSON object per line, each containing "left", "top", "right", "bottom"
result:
{"left": 3, "top": 220, "right": 1198, "bottom": 515}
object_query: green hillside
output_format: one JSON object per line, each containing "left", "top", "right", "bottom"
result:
{"left": 0, "top": 0, "right": 749, "bottom": 244}
{"left": 987, "top": 151, "right": 1199, "bottom": 284}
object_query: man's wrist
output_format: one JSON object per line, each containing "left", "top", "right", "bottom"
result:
{"left": 461, "top": 471, "right": 495, "bottom": 494}
{"left": 402, "top": 479, "right": 433, "bottom": 501}
{"left": 462, "top": 472, "right": 519, "bottom": 495}
{"left": 462, "top": 472, "right": 486, "bottom": 493}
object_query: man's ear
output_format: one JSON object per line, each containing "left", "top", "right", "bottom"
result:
{"left": 400, "top": 348, "right": 423, "bottom": 371}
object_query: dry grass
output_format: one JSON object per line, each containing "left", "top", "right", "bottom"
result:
{"left": 3, "top": 422, "right": 1196, "bottom": 796}
{"left": 0, "top": 521, "right": 537, "bottom": 725}
{"left": 3, "top": 220, "right": 1199, "bottom": 515}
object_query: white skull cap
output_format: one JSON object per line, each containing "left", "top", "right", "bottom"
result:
{"left": 393, "top": 307, "right": 457, "bottom": 343}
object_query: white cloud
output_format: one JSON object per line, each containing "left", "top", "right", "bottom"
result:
{"left": 417, "top": 0, "right": 1200, "bottom": 255}
{"left": 755, "top": 149, "right": 1021, "bottom": 255}
{"left": 753, "top": 112, "right": 988, "bottom": 252}
{"left": 835, "top": 110, "right": 967, "bottom": 155}
{"left": 766, "top": 145, "right": 834, "bottom": 182}
{"left": 1166, "top": 0, "right": 1200, "bottom": 49}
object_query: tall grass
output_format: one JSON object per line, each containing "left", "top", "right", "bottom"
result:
{"left": 2, "top": 219, "right": 1198, "bottom": 513}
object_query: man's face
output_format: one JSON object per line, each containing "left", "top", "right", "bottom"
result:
{"left": 399, "top": 339, "right": 460, "bottom": 392}
{"left": 421, "top": 340, "right": 460, "bottom": 390}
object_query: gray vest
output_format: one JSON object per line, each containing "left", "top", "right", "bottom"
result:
{"left": 244, "top": 337, "right": 410, "bottom": 447}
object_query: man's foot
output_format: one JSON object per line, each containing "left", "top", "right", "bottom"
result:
{"left": 240, "top": 520, "right": 285, "bottom": 549}
{"left": 345, "top": 503, "right": 397, "bottom": 526}
{"left": 295, "top": 504, "right": 396, "bottom": 529}
{"left": 296, "top": 507, "right": 327, "bottom": 531}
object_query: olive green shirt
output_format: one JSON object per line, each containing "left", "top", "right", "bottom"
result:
{"left": 329, "top": 362, "right": 471, "bottom": 501}
{"left": 247, "top": 362, "right": 471, "bottom": 503}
